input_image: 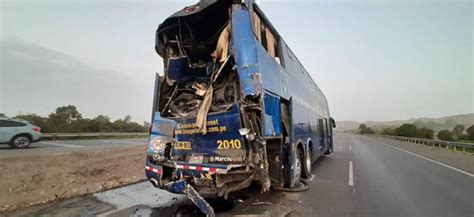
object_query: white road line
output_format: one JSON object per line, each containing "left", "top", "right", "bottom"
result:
{"left": 40, "top": 142, "right": 84, "bottom": 148}
{"left": 379, "top": 141, "right": 474, "bottom": 178}
{"left": 348, "top": 161, "right": 354, "bottom": 186}
{"left": 349, "top": 145, "right": 352, "bottom": 151}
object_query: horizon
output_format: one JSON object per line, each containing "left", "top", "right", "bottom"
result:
{"left": 338, "top": 112, "right": 474, "bottom": 123}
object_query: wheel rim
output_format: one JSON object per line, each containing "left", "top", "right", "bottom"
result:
{"left": 14, "top": 137, "right": 30, "bottom": 148}
{"left": 305, "top": 152, "right": 311, "bottom": 173}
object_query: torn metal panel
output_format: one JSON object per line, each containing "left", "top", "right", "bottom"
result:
{"left": 196, "top": 55, "right": 231, "bottom": 134}
{"left": 231, "top": 5, "right": 262, "bottom": 97}
{"left": 211, "top": 23, "right": 231, "bottom": 63}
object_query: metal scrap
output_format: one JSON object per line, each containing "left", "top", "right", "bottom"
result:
{"left": 196, "top": 55, "right": 231, "bottom": 134}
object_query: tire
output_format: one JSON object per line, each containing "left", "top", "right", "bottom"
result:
{"left": 302, "top": 147, "right": 312, "bottom": 178}
{"left": 293, "top": 148, "right": 303, "bottom": 185}
{"left": 324, "top": 136, "right": 333, "bottom": 155}
{"left": 9, "top": 135, "right": 32, "bottom": 148}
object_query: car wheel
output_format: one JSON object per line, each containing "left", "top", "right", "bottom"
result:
{"left": 10, "top": 135, "right": 32, "bottom": 148}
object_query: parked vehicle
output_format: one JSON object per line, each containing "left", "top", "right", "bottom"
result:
{"left": 0, "top": 118, "right": 42, "bottom": 148}
{"left": 145, "top": 0, "right": 335, "bottom": 215}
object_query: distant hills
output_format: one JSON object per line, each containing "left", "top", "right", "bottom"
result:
{"left": 336, "top": 113, "right": 474, "bottom": 132}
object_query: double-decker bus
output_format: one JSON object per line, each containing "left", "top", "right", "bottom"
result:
{"left": 145, "top": 0, "right": 335, "bottom": 214}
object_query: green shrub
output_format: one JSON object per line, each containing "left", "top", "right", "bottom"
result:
{"left": 394, "top": 124, "right": 418, "bottom": 137}
{"left": 417, "top": 127, "right": 434, "bottom": 139}
{"left": 359, "top": 124, "right": 375, "bottom": 134}
{"left": 437, "top": 130, "right": 454, "bottom": 141}
{"left": 467, "top": 125, "right": 474, "bottom": 140}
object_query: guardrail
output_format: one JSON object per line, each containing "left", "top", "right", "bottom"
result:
{"left": 43, "top": 132, "right": 148, "bottom": 140}
{"left": 380, "top": 135, "right": 474, "bottom": 153}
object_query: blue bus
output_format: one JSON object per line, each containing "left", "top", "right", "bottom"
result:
{"left": 146, "top": 0, "right": 335, "bottom": 213}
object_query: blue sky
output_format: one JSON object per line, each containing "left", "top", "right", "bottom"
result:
{"left": 1, "top": 0, "right": 472, "bottom": 122}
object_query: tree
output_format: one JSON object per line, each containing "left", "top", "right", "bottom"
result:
{"left": 452, "top": 125, "right": 465, "bottom": 139}
{"left": 359, "top": 124, "right": 375, "bottom": 134}
{"left": 53, "top": 105, "right": 82, "bottom": 123}
{"left": 417, "top": 127, "right": 434, "bottom": 139}
{"left": 394, "top": 124, "right": 418, "bottom": 137}
{"left": 467, "top": 125, "right": 474, "bottom": 140}
{"left": 12, "top": 106, "right": 148, "bottom": 133}
{"left": 48, "top": 105, "right": 82, "bottom": 132}
{"left": 380, "top": 128, "right": 395, "bottom": 136}
{"left": 93, "top": 115, "right": 113, "bottom": 132}
{"left": 0, "top": 113, "right": 6, "bottom": 118}
{"left": 437, "top": 130, "right": 454, "bottom": 141}
{"left": 111, "top": 115, "right": 146, "bottom": 132}
{"left": 143, "top": 121, "right": 151, "bottom": 131}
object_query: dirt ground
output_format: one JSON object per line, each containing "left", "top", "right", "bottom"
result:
{"left": 0, "top": 146, "right": 147, "bottom": 213}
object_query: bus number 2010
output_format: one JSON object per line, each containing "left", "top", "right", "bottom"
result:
{"left": 217, "top": 139, "right": 241, "bottom": 149}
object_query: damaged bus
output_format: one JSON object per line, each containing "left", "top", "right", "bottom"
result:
{"left": 145, "top": 0, "right": 335, "bottom": 214}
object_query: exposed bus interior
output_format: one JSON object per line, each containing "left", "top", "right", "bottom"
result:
{"left": 156, "top": 1, "right": 239, "bottom": 122}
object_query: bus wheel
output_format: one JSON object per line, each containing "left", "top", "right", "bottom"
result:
{"left": 293, "top": 148, "right": 303, "bottom": 186}
{"left": 324, "top": 137, "right": 333, "bottom": 155}
{"left": 303, "top": 148, "right": 312, "bottom": 178}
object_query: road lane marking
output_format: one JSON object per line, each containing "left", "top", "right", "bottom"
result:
{"left": 348, "top": 161, "right": 354, "bottom": 186}
{"left": 40, "top": 142, "right": 84, "bottom": 148}
{"left": 349, "top": 145, "right": 352, "bottom": 151}
{"left": 380, "top": 142, "right": 474, "bottom": 178}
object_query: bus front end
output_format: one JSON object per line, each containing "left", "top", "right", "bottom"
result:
{"left": 145, "top": 0, "right": 273, "bottom": 202}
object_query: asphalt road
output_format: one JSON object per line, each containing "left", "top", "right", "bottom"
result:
{"left": 10, "top": 133, "right": 474, "bottom": 216}
{"left": 0, "top": 138, "right": 147, "bottom": 158}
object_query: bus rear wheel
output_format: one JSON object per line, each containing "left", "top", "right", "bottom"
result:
{"left": 302, "top": 148, "right": 312, "bottom": 178}
{"left": 293, "top": 148, "right": 304, "bottom": 186}
{"left": 324, "top": 137, "right": 333, "bottom": 155}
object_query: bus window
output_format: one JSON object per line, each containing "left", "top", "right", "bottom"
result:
{"left": 251, "top": 10, "right": 283, "bottom": 66}
{"left": 318, "top": 119, "right": 324, "bottom": 136}
{"left": 324, "top": 119, "right": 329, "bottom": 137}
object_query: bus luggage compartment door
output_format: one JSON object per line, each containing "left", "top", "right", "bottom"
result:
{"left": 173, "top": 104, "right": 246, "bottom": 164}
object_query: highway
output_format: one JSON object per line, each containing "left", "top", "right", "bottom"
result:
{"left": 10, "top": 133, "right": 474, "bottom": 216}
{"left": 0, "top": 138, "right": 147, "bottom": 158}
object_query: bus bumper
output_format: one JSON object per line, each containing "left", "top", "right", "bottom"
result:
{"left": 145, "top": 165, "right": 215, "bottom": 216}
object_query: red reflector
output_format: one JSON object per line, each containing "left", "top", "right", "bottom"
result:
{"left": 33, "top": 127, "right": 41, "bottom": 132}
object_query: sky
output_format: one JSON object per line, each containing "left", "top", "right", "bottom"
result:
{"left": 0, "top": 0, "right": 472, "bottom": 122}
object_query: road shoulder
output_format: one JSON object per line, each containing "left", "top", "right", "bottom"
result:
{"left": 363, "top": 135, "right": 474, "bottom": 174}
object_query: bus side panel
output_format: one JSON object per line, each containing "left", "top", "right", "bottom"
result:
{"left": 255, "top": 42, "right": 283, "bottom": 96}
{"left": 232, "top": 5, "right": 260, "bottom": 97}
{"left": 263, "top": 92, "right": 282, "bottom": 136}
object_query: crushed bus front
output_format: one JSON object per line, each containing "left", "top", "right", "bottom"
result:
{"left": 145, "top": 0, "right": 273, "bottom": 202}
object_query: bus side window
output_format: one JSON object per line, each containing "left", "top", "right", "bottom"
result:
{"left": 324, "top": 119, "right": 329, "bottom": 137}
{"left": 318, "top": 119, "right": 324, "bottom": 137}
{"left": 251, "top": 10, "right": 283, "bottom": 66}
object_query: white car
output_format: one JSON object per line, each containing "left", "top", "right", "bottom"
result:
{"left": 0, "top": 118, "right": 42, "bottom": 148}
